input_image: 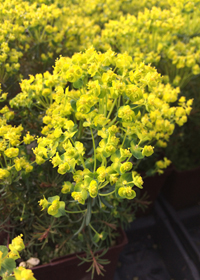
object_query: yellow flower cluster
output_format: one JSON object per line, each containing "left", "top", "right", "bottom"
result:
{"left": 155, "top": 157, "right": 172, "bottom": 174}
{"left": 9, "top": 234, "right": 25, "bottom": 257}
{"left": 0, "top": 0, "right": 62, "bottom": 82}
{"left": 0, "top": 101, "right": 35, "bottom": 183}
{"left": 2, "top": 0, "right": 200, "bottom": 96}
{"left": 100, "top": 0, "right": 200, "bottom": 88}
{"left": 0, "top": 0, "right": 178, "bottom": 91}
{"left": 16, "top": 47, "right": 191, "bottom": 207}
{"left": 14, "top": 267, "right": 36, "bottom": 280}
{"left": 0, "top": 235, "right": 36, "bottom": 280}
{"left": 121, "top": 0, "right": 169, "bottom": 15}
{"left": 10, "top": 72, "right": 57, "bottom": 109}
{"left": 0, "top": 0, "right": 101, "bottom": 88}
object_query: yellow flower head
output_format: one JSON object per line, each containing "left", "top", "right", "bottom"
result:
{"left": 9, "top": 234, "right": 25, "bottom": 252}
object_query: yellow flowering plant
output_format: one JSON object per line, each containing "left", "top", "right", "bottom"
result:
{"left": 121, "top": 0, "right": 169, "bottom": 15}
{"left": 100, "top": 0, "right": 200, "bottom": 89}
{"left": 0, "top": 94, "right": 34, "bottom": 185}
{"left": 97, "top": 0, "right": 200, "bottom": 171}
{"left": 0, "top": 0, "right": 198, "bottom": 277}
{"left": 0, "top": 0, "right": 174, "bottom": 96}
{"left": 0, "top": 0, "right": 101, "bottom": 96}
{"left": 5, "top": 47, "right": 192, "bottom": 277}
{"left": 0, "top": 0, "right": 172, "bottom": 98}
{"left": 0, "top": 0, "right": 62, "bottom": 87}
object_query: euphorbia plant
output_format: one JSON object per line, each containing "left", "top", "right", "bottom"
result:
{"left": 97, "top": 0, "right": 199, "bottom": 171}
{"left": 0, "top": 0, "right": 100, "bottom": 96}
{"left": 2, "top": 47, "right": 192, "bottom": 277}
{"left": 100, "top": 0, "right": 200, "bottom": 88}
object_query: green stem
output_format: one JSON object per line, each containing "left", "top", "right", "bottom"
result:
{"left": 77, "top": 121, "right": 83, "bottom": 140}
{"left": 99, "top": 98, "right": 104, "bottom": 114}
{"left": 3, "top": 154, "right": 8, "bottom": 168}
{"left": 79, "top": 155, "right": 86, "bottom": 169}
{"left": 121, "top": 130, "right": 127, "bottom": 148}
{"left": 133, "top": 159, "right": 142, "bottom": 170}
{"left": 104, "top": 94, "right": 107, "bottom": 117}
{"left": 107, "top": 98, "right": 117, "bottom": 119}
{"left": 89, "top": 223, "right": 99, "bottom": 235}
{"left": 126, "top": 156, "right": 132, "bottom": 162}
{"left": 90, "top": 127, "right": 96, "bottom": 172}
{"left": 70, "top": 137, "right": 86, "bottom": 168}
{"left": 102, "top": 157, "right": 107, "bottom": 168}
{"left": 65, "top": 209, "right": 86, "bottom": 214}
{"left": 99, "top": 189, "right": 115, "bottom": 196}
{"left": 107, "top": 117, "right": 118, "bottom": 128}
{"left": 98, "top": 181, "right": 109, "bottom": 190}
{"left": 0, "top": 160, "right": 4, "bottom": 168}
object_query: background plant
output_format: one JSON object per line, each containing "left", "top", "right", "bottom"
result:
{"left": 99, "top": 0, "right": 200, "bottom": 88}
{"left": 0, "top": 0, "right": 100, "bottom": 97}
{"left": 96, "top": 0, "right": 200, "bottom": 170}
{"left": 0, "top": 0, "right": 173, "bottom": 97}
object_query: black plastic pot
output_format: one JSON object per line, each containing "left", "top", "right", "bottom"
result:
{"left": 158, "top": 195, "right": 200, "bottom": 276}
{"left": 162, "top": 166, "right": 200, "bottom": 209}
{"left": 178, "top": 203, "right": 200, "bottom": 258}
{"left": 115, "top": 215, "right": 172, "bottom": 280}
{"left": 136, "top": 167, "right": 173, "bottom": 217}
{"left": 155, "top": 197, "right": 200, "bottom": 280}
{"left": 115, "top": 197, "right": 200, "bottom": 280}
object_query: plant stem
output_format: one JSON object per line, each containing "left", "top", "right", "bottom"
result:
{"left": 90, "top": 127, "right": 96, "bottom": 172}
{"left": 89, "top": 223, "right": 99, "bottom": 235}
{"left": 99, "top": 189, "right": 115, "bottom": 196}
{"left": 107, "top": 98, "right": 117, "bottom": 119}
{"left": 98, "top": 181, "right": 109, "bottom": 190}
{"left": 121, "top": 129, "right": 127, "bottom": 148}
{"left": 65, "top": 209, "right": 86, "bottom": 214}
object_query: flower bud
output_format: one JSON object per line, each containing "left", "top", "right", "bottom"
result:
{"left": 61, "top": 182, "right": 72, "bottom": 194}
{"left": 4, "top": 148, "right": 19, "bottom": 158}
{"left": 38, "top": 197, "right": 49, "bottom": 210}
{"left": 88, "top": 180, "right": 98, "bottom": 198}
{"left": 48, "top": 200, "right": 60, "bottom": 216}
{"left": 142, "top": 145, "right": 154, "bottom": 157}
{"left": 120, "top": 162, "right": 133, "bottom": 174}
{"left": 9, "top": 234, "right": 25, "bottom": 252}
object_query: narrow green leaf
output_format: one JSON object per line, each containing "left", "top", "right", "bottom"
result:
{"left": 73, "top": 215, "right": 85, "bottom": 236}
{"left": 97, "top": 248, "right": 109, "bottom": 258}
{"left": 100, "top": 197, "right": 114, "bottom": 209}
{"left": 86, "top": 199, "right": 92, "bottom": 226}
